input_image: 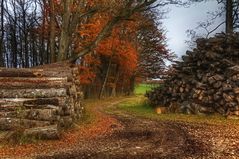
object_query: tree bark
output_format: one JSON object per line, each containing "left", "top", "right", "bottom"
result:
{"left": 226, "top": 0, "right": 233, "bottom": 34}
{"left": 0, "top": 0, "right": 4, "bottom": 67}
{"left": 57, "top": 0, "right": 73, "bottom": 61}
{"left": 111, "top": 68, "right": 120, "bottom": 97}
{"left": 49, "top": 0, "right": 56, "bottom": 63}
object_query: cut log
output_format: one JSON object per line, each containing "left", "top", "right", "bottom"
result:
{"left": 0, "top": 118, "right": 51, "bottom": 130}
{"left": 0, "top": 88, "right": 67, "bottom": 98}
{"left": 0, "top": 77, "right": 69, "bottom": 89}
{"left": 23, "top": 125, "right": 60, "bottom": 140}
{"left": 0, "top": 68, "right": 43, "bottom": 77}
{"left": 0, "top": 98, "right": 62, "bottom": 111}
{"left": 155, "top": 107, "right": 168, "bottom": 114}
{"left": 146, "top": 33, "right": 239, "bottom": 116}
{"left": 0, "top": 108, "right": 60, "bottom": 122}
{"left": 0, "top": 62, "right": 84, "bottom": 141}
{"left": 234, "top": 88, "right": 239, "bottom": 94}
{"left": 25, "top": 108, "right": 60, "bottom": 121}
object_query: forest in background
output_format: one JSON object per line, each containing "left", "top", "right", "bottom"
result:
{"left": 0, "top": 0, "right": 175, "bottom": 98}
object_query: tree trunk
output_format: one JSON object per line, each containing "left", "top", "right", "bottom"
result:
{"left": 58, "top": 31, "right": 70, "bottom": 61}
{"left": 226, "top": 0, "right": 233, "bottom": 34}
{"left": 129, "top": 75, "right": 136, "bottom": 95}
{"left": 99, "top": 53, "right": 114, "bottom": 99}
{"left": 111, "top": 68, "right": 120, "bottom": 97}
{"left": 49, "top": 0, "right": 56, "bottom": 63}
{"left": 57, "top": 0, "right": 72, "bottom": 61}
{"left": 23, "top": 9, "right": 29, "bottom": 68}
{"left": 0, "top": 0, "right": 4, "bottom": 67}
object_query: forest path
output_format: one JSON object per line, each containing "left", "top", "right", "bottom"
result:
{"left": 1, "top": 96, "right": 239, "bottom": 159}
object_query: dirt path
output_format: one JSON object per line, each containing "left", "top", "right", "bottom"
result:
{"left": 1, "top": 97, "right": 239, "bottom": 159}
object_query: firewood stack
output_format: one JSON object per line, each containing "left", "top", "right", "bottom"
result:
{"left": 146, "top": 33, "right": 239, "bottom": 116}
{"left": 0, "top": 63, "right": 83, "bottom": 139}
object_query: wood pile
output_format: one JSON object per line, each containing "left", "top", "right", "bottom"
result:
{"left": 146, "top": 33, "right": 239, "bottom": 116}
{"left": 0, "top": 63, "right": 83, "bottom": 139}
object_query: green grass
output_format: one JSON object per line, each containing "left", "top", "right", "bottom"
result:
{"left": 134, "top": 83, "right": 159, "bottom": 95}
{"left": 113, "top": 96, "right": 239, "bottom": 126}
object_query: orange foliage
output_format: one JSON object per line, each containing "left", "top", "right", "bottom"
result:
{"left": 76, "top": 12, "right": 139, "bottom": 88}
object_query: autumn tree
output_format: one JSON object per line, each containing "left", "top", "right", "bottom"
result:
{"left": 76, "top": 4, "right": 173, "bottom": 98}
{"left": 0, "top": 0, "right": 181, "bottom": 67}
{"left": 77, "top": 15, "right": 139, "bottom": 98}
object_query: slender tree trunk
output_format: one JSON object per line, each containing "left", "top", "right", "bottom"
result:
{"left": 129, "top": 74, "right": 136, "bottom": 96}
{"left": 23, "top": 15, "right": 29, "bottom": 68}
{"left": 49, "top": 0, "right": 56, "bottom": 63}
{"left": 40, "top": 0, "right": 47, "bottom": 65}
{"left": 99, "top": 53, "right": 114, "bottom": 99}
{"left": 10, "top": 26, "right": 18, "bottom": 68}
{"left": 226, "top": 0, "right": 233, "bottom": 34}
{"left": 0, "top": 0, "right": 4, "bottom": 67}
{"left": 111, "top": 67, "right": 120, "bottom": 97}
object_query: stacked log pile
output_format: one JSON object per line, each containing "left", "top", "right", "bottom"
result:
{"left": 0, "top": 63, "right": 83, "bottom": 139}
{"left": 146, "top": 33, "right": 239, "bottom": 116}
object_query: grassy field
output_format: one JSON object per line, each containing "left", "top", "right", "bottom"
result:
{"left": 112, "top": 96, "right": 239, "bottom": 126}
{"left": 134, "top": 83, "right": 159, "bottom": 95}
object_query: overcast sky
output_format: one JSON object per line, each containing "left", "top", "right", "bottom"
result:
{"left": 162, "top": 1, "right": 224, "bottom": 58}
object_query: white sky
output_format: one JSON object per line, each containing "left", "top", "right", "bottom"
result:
{"left": 162, "top": 1, "right": 224, "bottom": 58}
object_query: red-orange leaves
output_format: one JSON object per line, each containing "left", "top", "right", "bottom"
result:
{"left": 78, "top": 54, "right": 99, "bottom": 84}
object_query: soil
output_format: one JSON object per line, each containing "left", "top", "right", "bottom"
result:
{"left": 1, "top": 97, "right": 239, "bottom": 159}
